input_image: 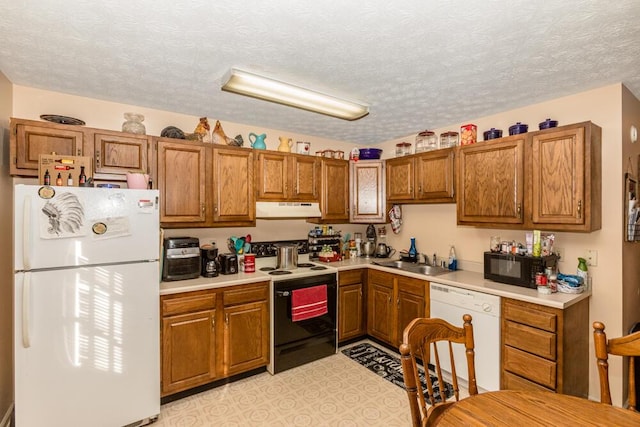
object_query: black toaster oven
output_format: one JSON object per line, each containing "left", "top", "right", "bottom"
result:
{"left": 162, "top": 237, "right": 200, "bottom": 281}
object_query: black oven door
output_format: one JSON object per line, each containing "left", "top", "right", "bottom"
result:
{"left": 272, "top": 273, "right": 337, "bottom": 373}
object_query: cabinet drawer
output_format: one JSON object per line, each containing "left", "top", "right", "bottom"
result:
{"left": 223, "top": 283, "right": 269, "bottom": 306}
{"left": 503, "top": 346, "right": 556, "bottom": 389}
{"left": 396, "top": 276, "right": 426, "bottom": 297}
{"left": 162, "top": 292, "right": 216, "bottom": 316}
{"left": 502, "top": 371, "right": 554, "bottom": 393}
{"left": 339, "top": 269, "right": 363, "bottom": 286}
{"left": 504, "top": 320, "right": 556, "bottom": 360}
{"left": 503, "top": 299, "right": 557, "bottom": 332}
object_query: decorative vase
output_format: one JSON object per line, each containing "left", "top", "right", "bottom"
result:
{"left": 122, "top": 112, "right": 146, "bottom": 135}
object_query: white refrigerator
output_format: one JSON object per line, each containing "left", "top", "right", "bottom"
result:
{"left": 13, "top": 184, "right": 161, "bottom": 427}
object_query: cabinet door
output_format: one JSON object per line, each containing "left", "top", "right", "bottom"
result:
{"left": 350, "top": 160, "right": 386, "bottom": 223}
{"left": 457, "top": 137, "right": 525, "bottom": 225}
{"left": 290, "top": 155, "right": 321, "bottom": 201}
{"left": 367, "top": 271, "right": 394, "bottom": 344}
{"left": 339, "top": 283, "right": 364, "bottom": 341}
{"left": 530, "top": 126, "right": 587, "bottom": 226}
{"left": 319, "top": 158, "right": 350, "bottom": 221}
{"left": 92, "top": 131, "right": 149, "bottom": 177}
{"left": 157, "top": 140, "right": 207, "bottom": 223}
{"left": 212, "top": 147, "right": 255, "bottom": 224}
{"left": 386, "top": 157, "right": 415, "bottom": 202}
{"left": 255, "top": 152, "right": 288, "bottom": 200}
{"left": 415, "top": 148, "right": 456, "bottom": 202}
{"left": 161, "top": 310, "right": 216, "bottom": 395}
{"left": 396, "top": 290, "right": 425, "bottom": 346}
{"left": 11, "top": 121, "right": 83, "bottom": 176}
{"left": 222, "top": 301, "right": 269, "bottom": 376}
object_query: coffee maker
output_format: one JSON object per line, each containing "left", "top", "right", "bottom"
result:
{"left": 200, "top": 243, "right": 219, "bottom": 277}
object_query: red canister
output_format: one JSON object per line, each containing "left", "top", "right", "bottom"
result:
{"left": 535, "top": 272, "right": 547, "bottom": 286}
{"left": 244, "top": 254, "right": 256, "bottom": 273}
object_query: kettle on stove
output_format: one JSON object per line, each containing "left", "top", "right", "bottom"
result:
{"left": 200, "top": 244, "right": 219, "bottom": 277}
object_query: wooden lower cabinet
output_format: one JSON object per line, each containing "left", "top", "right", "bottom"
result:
{"left": 500, "top": 297, "right": 589, "bottom": 397}
{"left": 161, "top": 282, "right": 269, "bottom": 397}
{"left": 367, "top": 270, "right": 428, "bottom": 348}
{"left": 338, "top": 269, "right": 366, "bottom": 342}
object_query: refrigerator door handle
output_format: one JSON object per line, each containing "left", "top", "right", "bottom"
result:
{"left": 23, "top": 195, "right": 31, "bottom": 270}
{"left": 22, "top": 272, "right": 31, "bottom": 348}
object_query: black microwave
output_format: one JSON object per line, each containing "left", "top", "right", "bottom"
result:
{"left": 483, "top": 252, "right": 559, "bottom": 289}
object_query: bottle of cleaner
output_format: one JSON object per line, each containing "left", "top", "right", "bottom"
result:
{"left": 577, "top": 257, "right": 588, "bottom": 286}
{"left": 448, "top": 246, "right": 457, "bottom": 271}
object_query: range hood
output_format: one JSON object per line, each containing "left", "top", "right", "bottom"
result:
{"left": 256, "top": 201, "right": 321, "bottom": 218}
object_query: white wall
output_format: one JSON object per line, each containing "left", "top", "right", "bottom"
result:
{"left": 378, "top": 83, "right": 624, "bottom": 403}
{"left": 9, "top": 83, "right": 628, "bottom": 404}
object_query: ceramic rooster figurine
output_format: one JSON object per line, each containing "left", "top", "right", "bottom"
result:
{"left": 212, "top": 120, "right": 243, "bottom": 146}
{"left": 193, "top": 117, "right": 211, "bottom": 143}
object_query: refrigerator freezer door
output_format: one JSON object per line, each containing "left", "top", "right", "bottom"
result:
{"left": 14, "top": 185, "right": 160, "bottom": 271}
{"left": 14, "top": 262, "right": 160, "bottom": 427}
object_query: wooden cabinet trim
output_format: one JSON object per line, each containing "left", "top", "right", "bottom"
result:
{"left": 162, "top": 291, "right": 216, "bottom": 316}
{"left": 223, "top": 282, "right": 269, "bottom": 306}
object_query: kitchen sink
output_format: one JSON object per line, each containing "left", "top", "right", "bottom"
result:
{"left": 373, "top": 260, "right": 450, "bottom": 276}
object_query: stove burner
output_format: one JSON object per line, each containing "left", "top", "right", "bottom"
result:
{"left": 269, "top": 270, "right": 293, "bottom": 276}
{"left": 260, "top": 267, "right": 276, "bottom": 272}
{"left": 297, "top": 263, "right": 315, "bottom": 268}
{"left": 310, "top": 266, "right": 328, "bottom": 271}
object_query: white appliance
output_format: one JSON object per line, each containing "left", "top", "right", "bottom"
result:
{"left": 13, "top": 184, "right": 160, "bottom": 427}
{"left": 429, "top": 282, "right": 501, "bottom": 391}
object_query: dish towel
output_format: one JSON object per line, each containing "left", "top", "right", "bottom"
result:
{"left": 291, "top": 284, "right": 328, "bottom": 322}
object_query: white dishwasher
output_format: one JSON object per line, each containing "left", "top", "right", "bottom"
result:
{"left": 429, "top": 282, "right": 501, "bottom": 391}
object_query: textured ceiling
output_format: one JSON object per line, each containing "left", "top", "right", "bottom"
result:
{"left": 1, "top": 1, "right": 640, "bottom": 145}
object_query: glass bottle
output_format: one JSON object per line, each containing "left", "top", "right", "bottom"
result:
{"left": 79, "top": 166, "right": 87, "bottom": 184}
{"left": 448, "top": 246, "right": 457, "bottom": 271}
{"left": 122, "top": 112, "right": 146, "bottom": 135}
{"left": 56, "top": 172, "right": 62, "bottom": 186}
{"left": 44, "top": 169, "right": 51, "bottom": 185}
{"left": 67, "top": 173, "right": 73, "bottom": 186}
{"left": 409, "top": 237, "right": 417, "bottom": 260}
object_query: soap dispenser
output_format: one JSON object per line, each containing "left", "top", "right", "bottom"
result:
{"left": 448, "top": 246, "right": 457, "bottom": 271}
{"left": 409, "top": 237, "right": 417, "bottom": 261}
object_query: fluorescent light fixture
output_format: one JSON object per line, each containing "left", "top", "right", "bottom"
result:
{"left": 221, "top": 68, "right": 369, "bottom": 121}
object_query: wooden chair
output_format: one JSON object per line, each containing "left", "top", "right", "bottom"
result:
{"left": 399, "top": 314, "right": 478, "bottom": 427}
{"left": 593, "top": 321, "right": 640, "bottom": 411}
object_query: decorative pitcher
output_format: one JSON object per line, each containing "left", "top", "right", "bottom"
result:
{"left": 277, "top": 137, "right": 293, "bottom": 152}
{"left": 249, "top": 133, "right": 267, "bottom": 150}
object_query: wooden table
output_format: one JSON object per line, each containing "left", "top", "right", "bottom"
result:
{"left": 433, "top": 390, "right": 640, "bottom": 426}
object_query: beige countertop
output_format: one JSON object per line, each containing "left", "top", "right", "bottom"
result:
{"left": 160, "top": 257, "right": 590, "bottom": 309}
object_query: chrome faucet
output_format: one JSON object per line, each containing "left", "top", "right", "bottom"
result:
{"left": 421, "top": 253, "right": 431, "bottom": 265}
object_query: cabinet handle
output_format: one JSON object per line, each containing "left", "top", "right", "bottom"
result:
{"left": 77, "top": 148, "right": 81, "bottom": 156}
{"left": 418, "top": 185, "right": 421, "bottom": 193}
{"left": 211, "top": 318, "right": 215, "bottom": 329}
{"left": 225, "top": 314, "right": 229, "bottom": 324}
{"left": 95, "top": 150, "right": 101, "bottom": 168}
{"left": 578, "top": 200, "right": 582, "bottom": 218}
{"left": 397, "top": 298, "right": 400, "bottom": 309}
{"left": 517, "top": 203, "right": 521, "bottom": 217}
{"left": 202, "top": 203, "right": 206, "bottom": 213}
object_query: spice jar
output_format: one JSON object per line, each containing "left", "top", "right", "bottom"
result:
{"left": 460, "top": 124, "right": 477, "bottom": 145}
{"left": 439, "top": 131, "right": 459, "bottom": 148}
{"left": 415, "top": 130, "right": 437, "bottom": 153}
{"left": 395, "top": 142, "right": 412, "bottom": 157}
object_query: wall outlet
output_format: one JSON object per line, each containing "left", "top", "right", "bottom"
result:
{"left": 555, "top": 247, "right": 564, "bottom": 261}
{"left": 585, "top": 249, "right": 598, "bottom": 267}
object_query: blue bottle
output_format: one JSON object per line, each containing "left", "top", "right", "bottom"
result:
{"left": 409, "top": 237, "right": 417, "bottom": 261}
{"left": 448, "top": 246, "right": 457, "bottom": 271}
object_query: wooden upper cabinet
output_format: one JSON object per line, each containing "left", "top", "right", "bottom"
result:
{"left": 350, "top": 160, "right": 386, "bottom": 223}
{"left": 212, "top": 146, "right": 255, "bottom": 224}
{"left": 255, "top": 152, "right": 320, "bottom": 201}
{"left": 386, "top": 156, "right": 414, "bottom": 201}
{"left": 290, "top": 155, "right": 320, "bottom": 200}
{"left": 386, "top": 148, "right": 456, "bottom": 204}
{"left": 415, "top": 148, "right": 455, "bottom": 202}
{"left": 90, "top": 130, "right": 150, "bottom": 177}
{"left": 10, "top": 118, "right": 84, "bottom": 176}
{"left": 457, "top": 136, "right": 525, "bottom": 225}
{"left": 528, "top": 122, "right": 601, "bottom": 232}
{"left": 255, "top": 151, "right": 288, "bottom": 200}
{"left": 308, "top": 158, "right": 350, "bottom": 223}
{"left": 157, "top": 139, "right": 207, "bottom": 224}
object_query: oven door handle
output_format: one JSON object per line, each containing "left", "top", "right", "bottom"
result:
{"left": 275, "top": 290, "right": 291, "bottom": 297}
